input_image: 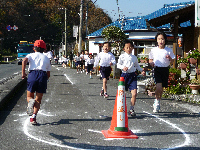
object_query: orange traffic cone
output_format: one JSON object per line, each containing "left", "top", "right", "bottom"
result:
{"left": 101, "top": 77, "right": 138, "bottom": 139}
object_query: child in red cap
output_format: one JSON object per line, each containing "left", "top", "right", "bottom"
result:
{"left": 22, "top": 40, "right": 51, "bottom": 125}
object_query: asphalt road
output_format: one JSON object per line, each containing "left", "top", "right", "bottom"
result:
{"left": 0, "top": 63, "right": 22, "bottom": 81}
{"left": 0, "top": 64, "right": 200, "bottom": 150}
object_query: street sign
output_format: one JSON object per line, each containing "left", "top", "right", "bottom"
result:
{"left": 6, "top": 25, "right": 12, "bottom": 31}
{"left": 73, "top": 25, "right": 78, "bottom": 37}
{"left": 195, "top": 0, "right": 200, "bottom": 27}
{"left": 13, "top": 25, "right": 18, "bottom": 31}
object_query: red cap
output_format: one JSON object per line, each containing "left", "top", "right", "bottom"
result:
{"left": 34, "top": 40, "right": 46, "bottom": 49}
{"left": 89, "top": 53, "right": 92, "bottom": 55}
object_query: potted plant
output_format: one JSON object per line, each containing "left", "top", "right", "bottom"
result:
{"left": 196, "top": 68, "right": 200, "bottom": 75}
{"left": 187, "top": 48, "right": 200, "bottom": 65}
{"left": 146, "top": 77, "right": 156, "bottom": 96}
{"left": 189, "top": 78, "right": 200, "bottom": 94}
{"left": 177, "top": 56, "right": 188, "bottom": 69}
{"left": 140, "top": 57, "right": 148, "bottom": 63}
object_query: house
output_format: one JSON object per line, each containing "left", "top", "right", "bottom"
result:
{"left": 87, "top": 1, "right": 195, "bottom": 60}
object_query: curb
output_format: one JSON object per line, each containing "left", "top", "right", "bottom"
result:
{"left": 0, "top": 75, "right": 27, "bottom": 111}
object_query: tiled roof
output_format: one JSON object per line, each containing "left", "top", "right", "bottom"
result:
{"left": 88, "top": 1, "right": 194, "bottom": 37}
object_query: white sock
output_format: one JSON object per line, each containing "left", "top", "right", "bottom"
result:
{"left": 31, "top": 114, "right": 36, "bottom": 118}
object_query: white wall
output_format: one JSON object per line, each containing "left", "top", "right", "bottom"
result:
{"left": 129, "top": 32, "right": 157, "bottom": 39}
{"left": 88, "top": 37, "right": 104, "bottom": 54}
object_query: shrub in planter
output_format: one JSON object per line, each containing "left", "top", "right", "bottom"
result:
{"left": 187, "top": 48, "right": 200, "bottom": 64}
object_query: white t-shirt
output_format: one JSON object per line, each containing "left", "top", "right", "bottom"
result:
{"left": 74, "top": 56, "right": 81, "bottom": 62}
{"left": 26, "top": 52, "right": 51, "bottom": 71}
{"left": 84, "top": 54, "right": 88, "bottom": 60}
{"left": 149, "top": 47, "right": 175, "bottom": 67}
{"left": 43, "top": 51, "right": 53, "bottom": 60}
{"left": 86, "top": 58, "right": 95, "bottom": 65}
{"left": 117, "top": 53, "right": 143, "bottom": 73}
{"left": 84, "top": 55, "right": 89, "bottom": 66}
{"left": 94, "top": 52, "right": 116, "bottom": 67}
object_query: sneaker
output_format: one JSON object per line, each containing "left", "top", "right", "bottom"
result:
{"left": 81, "top": 71, "right": 82, "bottom": 73}
{"left": 129, "top": 109, "right": 136, "bottom": 117}
{"left": 104, "top": 93, "right": 109, "bottom": 98}
{"left": 27, "top": 99, "right": 35, "bottom": 116}
{"left": 30, "top": 118, "right": 37, "bottom": 125}
{"left": 100, "top": 89, "right": 104, "bottom": 96}
{"left": 90, "top": 76, "right": 92, "bottom": 79}
{"left": 77, "top": 71, "right": 79, "bottom": 74}
{"left": 153, "top": 100, "right": 160, "bottom": 113}
{"left": 86, "top": 72, "right": 88, "bottom": 75}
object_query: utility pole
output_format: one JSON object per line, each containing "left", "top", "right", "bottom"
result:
{"left": 85, "top": 0, "right": 97, "bottom": 51}
{"left": 65, "top": 8, "right": 67, "bottom": 55}
{"left": 85, "top": 3, "right": 88, "bottom": 51}
{"left": 78, "top": 0, "right": 84, "bottom": 53}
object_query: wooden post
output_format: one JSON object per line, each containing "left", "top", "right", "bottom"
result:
{"left": 173, "top": 15, "right": 179, "bottom": 68}
{"left": 197, "top": 28, "right": 200, "bottom": 79}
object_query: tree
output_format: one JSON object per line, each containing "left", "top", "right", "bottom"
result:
{"left": 102, "top": 26, "right": 126, "bottom": 55}
{"left": 0, "top": 0, "right": 112, "bottom": 53}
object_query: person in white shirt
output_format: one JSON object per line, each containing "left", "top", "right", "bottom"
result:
{"left": 74, "top": 52, "right": 82, "bottom": 73}
{"left": 22, "top": 40, "right": 51, "bottom": 125}
{"left": 149, "top": 31, "right": 175, "bottom": 113}
{"left": 84, "top": 50, "right": 89, "bottom": 74}
{"left": 80, "top": 50, "right": 84, "bottom": 72}
{"left": 117, "top": 40, "right": 145, "bottom": 117}
{"left": 86, "top": 53, "right": 95, "bottom": 79}
{"left": 43, "top": 44, "right": 53, "bottom": 63}
{"left": 94, "top": 42, "right": 116, "bottom": 98}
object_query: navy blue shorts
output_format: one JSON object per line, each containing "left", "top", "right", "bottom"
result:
{"left": 87, "top": 64, "right": 93, "bottom": 73}
{"left": 27, "top": 70, "right": 48, "bottom": 93}
{"left": 75, "top": 61, "right": 81, "bottom": 67}
{"left": 100, "top": 66, "right": 111, "bottom": 79}
{"left": 154, "top": 67, "right": 169, "bottom": 88}
{"left": 121, "top": 72, "right": 137, "bottom": 91}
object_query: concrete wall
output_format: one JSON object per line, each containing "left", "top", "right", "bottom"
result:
{"left": 88, "top": 37, "right": 104, "bottom": 54}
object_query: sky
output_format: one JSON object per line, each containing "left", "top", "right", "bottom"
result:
{"left": 94, "top": 0, "right": 194, "bottom": 21}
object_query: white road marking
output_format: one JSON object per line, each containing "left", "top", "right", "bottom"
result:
{"left": 23, "top": 117, "right": 87, "bottom": 149}
{"left": 38, "top": 110, "right": 54, "bottom": 116}
{"left": 64, "top": 74, "right": 74, "bottom": 84}
{"left": 143, "top": 111, "right": 190, "bottom": 150}
{"left": 88, "top": 129, "right": 101, "bottom": 133}
{"left": 88, "top": 112, "right": 190, "bottom": 149}
{"left": 52, "top": 65, "right": 74, "bottom": 84}
{"left": 23, "top": 65, "right": 190, "bottom": 149}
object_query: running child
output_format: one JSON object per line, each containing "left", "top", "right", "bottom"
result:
{"left": 149, "top": 31, "right": 175, "bottom": 113}
{"left": 86, "top": 53, "right": 95, "bottom": 79}
{"left": 80, "top": 50, "right": 84, "bottom": 72}
{"left": 94, "top": 42, "right": 116, "bottom": 98}
{"left": 74, "top": 52, "right": 82, "bottom": 73}
{"left": 117, "top": 39, "right": 145, "bottom": 117}
{"left": 22, "top": 40, "right": 51, "bottom": 125}
{"left": 84, "top": 50, "right": 89, "bottom": 74}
